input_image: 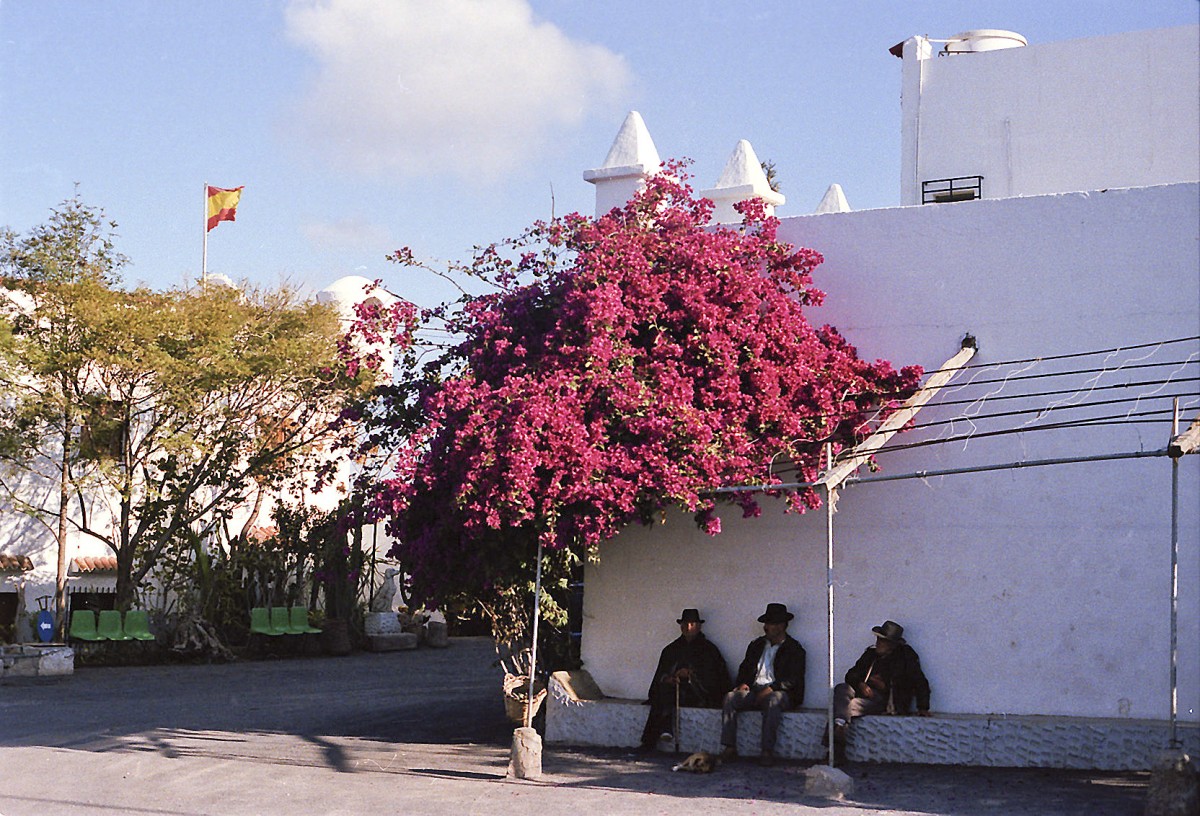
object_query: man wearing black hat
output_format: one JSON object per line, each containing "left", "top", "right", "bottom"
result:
{"left": 639, "top": 608, "right": 732, "bottom": 751}
{"left": 830, "top": 619, "right": 931, "bottom": 764}
{"left": 719, "top": 602, "right": 806, "bottom": 766}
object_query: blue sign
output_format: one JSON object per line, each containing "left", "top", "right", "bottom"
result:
{"left": 36, "top": 610, "right": 54, "bottom": 643}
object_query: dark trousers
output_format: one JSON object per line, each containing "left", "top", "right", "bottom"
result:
{"left": 641, "top": 681, "right": 705, "bottom": 747}
{"left": 720, "top": 686, "right": 792, "bottom": 755}
{"left": 833, "top": 682, "right": 888, "bottom": 722}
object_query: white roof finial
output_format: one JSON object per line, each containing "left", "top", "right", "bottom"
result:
{"left": 584, "top": 111, "right": 663, "bottom": 216}
{"left": 597, "top": 110, "right": 661, "bottom": 172}
{"left": 700, "top": 139, "right": 785, "bottom": 224}
{"left": 814, "top": 183, "right": 851, "bottom": 214}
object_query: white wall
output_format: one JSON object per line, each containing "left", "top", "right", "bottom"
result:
{"left": 581, "top": 183, "right": 1200, "bottom": 722}
{"left": 901, "top": 26, "right": 1200, "bottom": 204}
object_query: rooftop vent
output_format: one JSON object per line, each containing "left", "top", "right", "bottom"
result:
{"left": 942, "top": 29, "right": 1027, "bottom": 55}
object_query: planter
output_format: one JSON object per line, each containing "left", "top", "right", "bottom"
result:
{"left": 320, "top": 618, "right": 352, "bottom": 656}
{"left": 502, "top": 673, "right": 547, "bottom": 725}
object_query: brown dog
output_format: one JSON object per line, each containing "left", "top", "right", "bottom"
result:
{"left": 672, "top": 751, "right": 718, "bottom": 773}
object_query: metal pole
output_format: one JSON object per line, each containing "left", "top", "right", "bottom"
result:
{"left": 1169, "top": 399, "right": 1180, "bottom": 748}
{"left": 202, "top": 182, "right": 209, "bottom": 288}
{"left": 712, "top": 447, "right": 1169, "bottom": 495}
{"left": 525, "top": 538, "right": 544, "bottom": 729}
{"left": 825, "top": 443, "right": 837, "bottom": 767}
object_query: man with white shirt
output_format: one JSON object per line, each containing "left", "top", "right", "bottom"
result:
{"left": 718, "top": 602, "right": 806, "bottom": 766}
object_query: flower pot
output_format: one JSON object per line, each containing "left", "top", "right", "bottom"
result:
{"left": 320, "top": 618, "right": 352, "bottom": 656}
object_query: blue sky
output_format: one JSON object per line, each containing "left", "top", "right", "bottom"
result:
{"left": 2, "top": 1, "right": 1196, "bottom": 308}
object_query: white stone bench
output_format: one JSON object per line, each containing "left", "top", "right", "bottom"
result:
{"left": 544, "top": 670, "right": 1199, "bottom": 771}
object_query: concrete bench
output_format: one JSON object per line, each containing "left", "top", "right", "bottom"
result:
{"left": 544, "top": 670, "right": 1199, "bottom": 771}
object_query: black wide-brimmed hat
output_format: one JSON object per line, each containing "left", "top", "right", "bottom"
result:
{"left": 757, "top": 603, "right": 794, "bottom": 623}
{"left": 677, "top": 609, "right": 704, "bottom": 624}
{"left": 872, "top": 620, "right": 906, "bottom": 643}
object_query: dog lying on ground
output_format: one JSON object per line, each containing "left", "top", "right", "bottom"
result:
{"left": 671, "top": 751, "right": 718, "bottom": 773}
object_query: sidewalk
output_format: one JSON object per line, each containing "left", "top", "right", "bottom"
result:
{"left": 0, "top": 637, "right": 1150, "bottom": 815}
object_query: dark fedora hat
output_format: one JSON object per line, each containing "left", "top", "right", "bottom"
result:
{"left": 677, "top": 609, "right": 704, "bottom": 624}
{"left": 872, "top": 620, "right": 906, "bottom": 643}
{"left": 757, "top": 602, "right": 794, "bottom": 623}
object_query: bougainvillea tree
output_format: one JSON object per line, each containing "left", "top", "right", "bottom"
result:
{"left": 346, "top": 164, "right": 921, "bottom": 658}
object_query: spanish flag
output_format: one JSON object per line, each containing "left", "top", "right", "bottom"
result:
{"left": 206, "top": 185, "right": 243, "bottom": 232}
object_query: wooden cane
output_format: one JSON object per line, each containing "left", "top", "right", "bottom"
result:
{"left": 674, "top": 681, "right": 681, "bottom": 754}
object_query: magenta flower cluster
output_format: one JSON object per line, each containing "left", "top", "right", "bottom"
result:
{"left": 348, "top": 164, "right": 921, "bottom": 606}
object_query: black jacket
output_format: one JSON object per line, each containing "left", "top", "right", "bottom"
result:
{"left": 844, "top": 643, "right": 931, "bottom": 713}
{"left": 734, "top": 635, "right": 806, "bottom": 707}
{"left": 647, "top": 633, "right": 731, "bottom": 707}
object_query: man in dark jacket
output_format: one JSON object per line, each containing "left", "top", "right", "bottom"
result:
{"left": 831, "top": 619, "right": 931, "bottom": 764}
{"left": 639, "top": 608, "right": 731, "bottom": 751}
{"left": 718, "top": 602, "right": 806, "bottom": 766}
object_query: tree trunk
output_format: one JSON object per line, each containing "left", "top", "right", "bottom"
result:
{"left": 114, "top": 548, "right": 136, "bottom": 612}
{"left": 54, "top": 419, "right": 70, "bottom": 641}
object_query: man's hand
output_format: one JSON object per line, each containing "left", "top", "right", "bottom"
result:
{"left": 674, "top": 667, "right": 691, "bottom": 682}
{"left": 735, "top": 683, "right": 750, "bottom": 693}
{"left": 858, "top": 683, "right": 876, "bottom": 699}
{"left": 755, "top": 685, "right": 774, "bottom": 703}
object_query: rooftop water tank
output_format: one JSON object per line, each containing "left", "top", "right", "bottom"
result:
{"left": 942, "top": 30, "right": 1027, "bottom": 55}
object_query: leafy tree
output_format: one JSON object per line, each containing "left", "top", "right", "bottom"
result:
{"left": 0, "top": 197, "right": 127, "bottom": 635}
{"left": 1, "top": 199, "right": 376, "bottom": 628}
{"left": 347, "top": 165, "right": 921, "bottom": 666}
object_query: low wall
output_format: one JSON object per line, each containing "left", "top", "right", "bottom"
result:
{"left": 544, "top": 672, "right": 1199, "bottom": 771}
{"left": 0, "top": 644, "right": 74, "bottom": 681}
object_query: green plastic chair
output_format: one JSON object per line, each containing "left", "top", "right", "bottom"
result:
{"left": 123, "top": 610, "right": 155, "bottom": 641}
{"left": 96, "top": 609, "right": 132, "bottom": 641}
{"left": 269, "top": 606, "right": 295, "bottom": 636}
{"left": 69, "top": 610, "right": 102, "bottom": 641}
{"left": 288, "top": 606, "right": 321, "bottom": 634}
{"left": 249, "top": 606, "right": 281, "bottom": 636}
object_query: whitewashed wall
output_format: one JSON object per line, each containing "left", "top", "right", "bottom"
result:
{"left": 900, "top": 26, "right": 1200, "bottom": 204}
{"left": 581, "top": 182, "right": 1200, "bottom": 723}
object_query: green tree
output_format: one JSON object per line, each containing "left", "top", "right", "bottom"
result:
{"left": 0, "top": 197, "right": 126, "bottom": 636}
{"left": 78, "top": 282, "right": 367, "bottom": 613}
{"left": 1, "top": 199, "right": 374, "bottom": 632}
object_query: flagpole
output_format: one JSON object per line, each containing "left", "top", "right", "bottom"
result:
{"left": 201, "top": 182, "right": 209, "bottom": 289}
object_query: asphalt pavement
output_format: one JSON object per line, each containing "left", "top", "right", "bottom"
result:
{"left": 0, "top": 637, "right": 1150, "bottom": 815}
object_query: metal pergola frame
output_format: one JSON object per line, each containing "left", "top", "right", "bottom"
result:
{"left": 713, "top": 350, "right": 1197, "bottom": 766}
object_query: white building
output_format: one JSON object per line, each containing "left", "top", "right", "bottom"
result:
{"left": 561, "top": 25, "right": 1199, "bottom": 768}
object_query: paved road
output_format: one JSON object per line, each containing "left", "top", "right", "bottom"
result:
{"left": 0, "top": 637, "right": 1150, "bottom": 815}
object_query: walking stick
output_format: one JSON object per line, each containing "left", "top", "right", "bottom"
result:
{"left": 674, "top": 681, "right": 681, "bottom": 754}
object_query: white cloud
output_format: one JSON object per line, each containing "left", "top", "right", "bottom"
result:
{"left": 302, "top": 216, "right": 391, "bottom": 250}
{"left": 284, "top": 0, "right": 631, "bottom": 181}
